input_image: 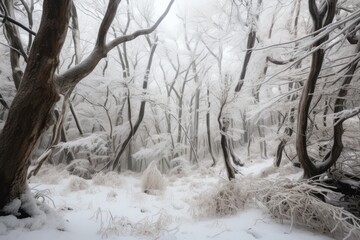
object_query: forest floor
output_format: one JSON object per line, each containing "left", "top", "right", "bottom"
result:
{"left": 0, "top": 158, "right": 333, "bottom": 240}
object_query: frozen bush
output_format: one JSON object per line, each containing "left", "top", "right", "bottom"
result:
{"left": 192, "top": 179, "right": 249, "bottom": 217}
{"left": 66, "top": 176, "right": 90, "bottom": 192}
{"left": 169, "top": 157, "right": 190, "bottom": 177}
{"left": 66, "top": 159, "right": 95, "bottom": 179}
{"left": 92, "top": 171, "right": 123, "bottom": 187}
{"left": 141, "top": 161, "right": 165, "bottom": 194}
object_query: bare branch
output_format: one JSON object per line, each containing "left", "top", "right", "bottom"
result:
{"left": 105, "top": 0, "right": 174, "bottom": 51}
{"left": 0, "top": 13, "right": 36, "bottom": 36}
{"left": 55, "top": 0, "right": 175, "bottom": 94}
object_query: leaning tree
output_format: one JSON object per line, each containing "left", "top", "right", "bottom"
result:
{"left": 0, "top": 0, "right": 174, "bottom": 213}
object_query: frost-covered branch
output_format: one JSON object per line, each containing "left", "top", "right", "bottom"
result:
{"left": 55, "top": 0, "right": 175, "bottom": 94}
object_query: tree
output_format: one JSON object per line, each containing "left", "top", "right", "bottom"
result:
{"left": 0, "top": 0, "right": 72, "bottom": 213}
{"left": 0, "top": 0, "right": 175, "bottom": 212}
{"left": 295, "top": 0, "right": 360, "bottom": 178}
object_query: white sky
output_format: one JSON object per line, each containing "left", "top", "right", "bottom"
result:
{"left": 156, "top": 0, "right": 218, "bottom": 39}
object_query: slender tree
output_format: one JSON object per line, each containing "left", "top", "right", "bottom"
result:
{"left": 296, "top": 0, "right": 340, "bottom": 178}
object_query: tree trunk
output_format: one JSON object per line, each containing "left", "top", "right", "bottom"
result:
{"left": 274, "top": 0, "right": 302, "bottom": 167}
{"left": 206, "top": 87, "right": 216, "bottom": 166}
{"left": 218, "top": 105, "right": 235, "bottom": 180}
{"left": 296, "top": 0, "right": 337, "bottom": 178}
{"left": 0, "top": 0, "right": 71, "bottom": 210}
{"left": 112, "top": 42, "right": 158, "bottom": 171}
{"left": 235, "top": 31, "right": 256, "bottom": 92}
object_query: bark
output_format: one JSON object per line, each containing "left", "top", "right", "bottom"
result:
{"left": 235, "top": 30, "right": 256, "bottom": 92}
{"left": 296, "top": 0, "right": 338, "bottom": 178}
{"left": 219, "top": 117, "right": 235, "bottom": 180}
{"left": 27, "top": 92, "right": 71, "bottom": 179}
{"left": 228, "top": 139, "right": 243, "bottom": 167}
{"left": 218, "top": 103, "right": 235, "bottom": 180}
{"left": 28, "top": 2, "right": 82, "bottom": 175}
{"left": 70, "top": 102, "right": 84, "bottom": 135}
{"left": 0, "top": 0, "right": 71, "bottom": 210}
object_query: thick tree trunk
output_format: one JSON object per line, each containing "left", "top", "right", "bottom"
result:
{"left": 0, "top": 0, "right": 71, "bottom": 210}
{"left": 0, "top": 0, "right": 174, "bottom": 204}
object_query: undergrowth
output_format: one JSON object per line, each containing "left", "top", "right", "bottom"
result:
{"left": 92, "top": 208, "right": 175, "bottom": 238}
{"left": 192, "top": 177, "right": 360, "bottom": 240}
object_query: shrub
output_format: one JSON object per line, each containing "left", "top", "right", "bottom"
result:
{"left": 141, "top": 161, "right": 165, "bottom": 195}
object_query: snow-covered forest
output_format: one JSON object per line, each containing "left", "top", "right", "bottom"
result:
{"left": 0, "top": 0, "right": 359, "bottom": 239}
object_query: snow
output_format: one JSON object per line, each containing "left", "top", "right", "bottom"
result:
{"left": 0, "top": 160, "right": 334, "bottom": 240}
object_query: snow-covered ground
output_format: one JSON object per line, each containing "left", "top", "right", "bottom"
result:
{"left": 0, "top": 160, "right": 333, "bottom": 240}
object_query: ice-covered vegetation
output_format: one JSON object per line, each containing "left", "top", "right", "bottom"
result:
{"left": 0, "top": 0, "right": 360, "bottom": 239}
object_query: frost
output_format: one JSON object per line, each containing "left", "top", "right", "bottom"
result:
{"left": 29, "top": 164, "right": 69, "bottom": 185}
{"left": 258, "top": 179, "right": 360, "bottom": 240}
{"left": 192, "top": 179, "right": 248, "bottom": 217}
{"left": 168, "top": 157, "right": 191, "bottom": 177}
{"left": 132, "top": 135, "right": 173, "bottom": 163}
{"left": 92, "top": 171, "right": 123, "bottom": 187}
{"left": 66, "top": 159, "right": 95, "bottom": 179}
{"left": 93, "top": 208, "right": 173, "bottom": 238}
{"left": 58, "top": 133, "right": 109, "bottom": 156}
{"left": 141, "top": 161, "right": 165, "bottom": 194}
{"left": 65, "top": 176, "right": 90, "bottom": 192}
{"left": 106, "top": 191, "right": 117, "bottom": 202}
